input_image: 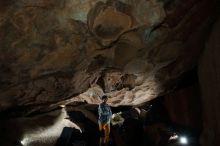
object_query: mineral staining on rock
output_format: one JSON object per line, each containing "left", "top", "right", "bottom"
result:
{"left": 0, "top": 0, "right": 219, "bottom": 112}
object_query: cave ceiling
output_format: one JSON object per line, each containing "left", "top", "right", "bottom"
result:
{"left": 0, "top": 0, "right": 219, "bottom": 114}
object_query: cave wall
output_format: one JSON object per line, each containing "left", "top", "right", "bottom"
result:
{"left": 0, "top": 0, "right": 219, "bottom": 145}
{"left": 0, "top": 108, "right": 78, "bottom": 146}
{"left": 163, "top": 15, "right": 220, "bottom": 146}
{"left": 0, "top": 0, "right": 219, "bottom": 115}
{"left": 163, "top": 83, "right": 202, "bottom": 130}
{"left": 198, "top": 16, "right": 220, "bottom": 146}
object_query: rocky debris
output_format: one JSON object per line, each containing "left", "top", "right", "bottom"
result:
{"left": 0, "top": 0, "right": 219, "bottom": 114}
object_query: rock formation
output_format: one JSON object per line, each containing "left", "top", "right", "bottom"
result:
{"left": 0, "top": 1, "right": 220, "bottom": 146}
{"left": 0, "top": 0, "right": 219, "bottom": 121}
{"left": 0, "top": 5, "right": 220, "bottom": 146}
{"left": 199, "top": 16, "right": 220, "bottom": 146}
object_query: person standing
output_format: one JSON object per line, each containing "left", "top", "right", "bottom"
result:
{"left": 98, "top": 95, "right": 112, "bottom": 146}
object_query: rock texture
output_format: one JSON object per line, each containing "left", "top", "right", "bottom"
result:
{"left": 163, "top": 83, "right": 202, "bottom": 130}
{"left": 0, "top": 108, "right": 82, "bottom": 146}
{"left": 0, "top": 0, "right": 219, "bottom": 113}
{"left": 199, "top": 16, "right": 220, "bottom": 146}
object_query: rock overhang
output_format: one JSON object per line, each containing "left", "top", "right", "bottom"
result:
{"left": 0, "top": 0, "right": 219, "bottom": 114}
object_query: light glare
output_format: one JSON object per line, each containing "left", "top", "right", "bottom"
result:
{"left": 179, "top": 136, "right": 188, "bottom": 144}
{"left": 20, "top": 137, "right": 29, "bottom": 146}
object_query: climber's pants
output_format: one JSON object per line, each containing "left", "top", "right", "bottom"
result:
{"left": 99, "top": 123, "right": 110, "bottom": 144}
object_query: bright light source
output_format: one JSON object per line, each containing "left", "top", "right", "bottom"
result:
{"left": 179, "top": 136, "right": 188, "bottom": 144}
{"left": 20, "top": 140, "right": 24, "bottom": 145}
{"left": 20, "top": 137, "right": 28, "bottom": 146}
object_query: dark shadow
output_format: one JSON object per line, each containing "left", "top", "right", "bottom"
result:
{"left": 55, "top": 127, "right": 85, "bottom": 146}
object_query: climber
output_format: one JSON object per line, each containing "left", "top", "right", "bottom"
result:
{"left": 98, "top": 95, "right": 112, "bottom": 146}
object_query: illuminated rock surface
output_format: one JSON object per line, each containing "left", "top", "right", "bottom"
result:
{"left": 0, "top": 0, "right": 219, "bottom": 113}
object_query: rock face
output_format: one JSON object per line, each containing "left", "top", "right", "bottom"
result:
{"left": 199, "top": 16, "right": 220, "bottom": 146}
{"left": 0, "top": 108, "right": 83, "bottom": 146}
{"left": 163, "top": 83, "right": 202, "bottom": 130}
{"left": 0, "top": 0, "right": 219, "bottom": 113}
